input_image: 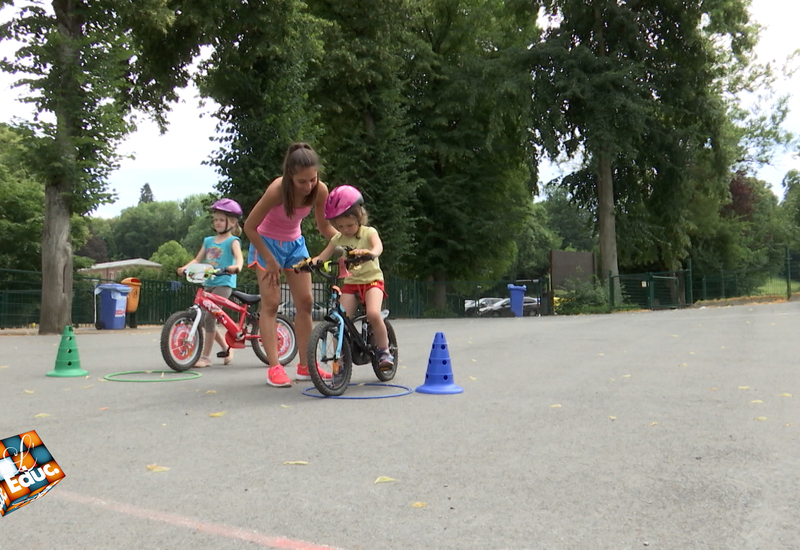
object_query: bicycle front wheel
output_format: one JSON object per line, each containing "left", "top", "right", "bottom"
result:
{"left": 161, "top": 310, "right": 204, "bottom": 372}
{"left": 307, "top": 321, "right": 352, "bottom": 396}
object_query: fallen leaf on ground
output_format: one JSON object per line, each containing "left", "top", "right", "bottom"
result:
{"left": 205, "top": 390, "right": 217, "bottom": 394}
{"left": 750, "top": 400, "right": 763, "bottom": 404}
{"left": 375, "top": 476, "right": 397, "bottom": 484}
{"left": 756, "top": 417, "right": 767, "bottom": 421}
{"left": 608, "top": 416, "right": 617, "bottom": 421}
{"left": 34, "top": 413, "right": 50, "bottom": 418}
{"left": 280, "top": 404, "right": 292, "bottom": 408}
{"left": 283, "top": 461, "right": 308, "bottom": 466}
{"left": 550, "top": 404, "right": 562, "bottom": 408}
{"left": 738, "top": 386, "right": 750, "bottom": 390}
{"left": 778, "top": 393, "right": 793, "bottom": 397}
{"left": 679, "top": 363, "right": 688, "bottom": 367}
{"left": 469, "top": 376, "right": 477, "bottom": 381}
{"left": 0, "top": 365, "right": 9, "bottom": 369}
{"left": 147, "top": 464, "right": 170, "bottom": 472}
{"left": 82, "top": 385, "right": 93, "bottom": 389}
{"left": 471, "top": 359, "right": 477, "bottom": 362}
{"left": 650, "top": 422, "right": 658, "bottom": 426}
{"left": 412, "top": 502, "right": 426, "bottom": 508}
{"left": 622, "top": 374, "right": 631, "bottom": 378}
{"left": 98, "top": 378, "right": 108, "bottom": 382}
{"left": 99, "top": 407, "right": 109, "bottom": 411}
{"left": 710, "top": 387, "right": 718, "bottom": 391}
{"left": 24, "top": 390, "right": 34, "bottom": 394}
{"left": 209, "top": 411, "right": 227, "bottom": 417}
{"left": 598, "top": 353, "right": 604, "bottom": 356}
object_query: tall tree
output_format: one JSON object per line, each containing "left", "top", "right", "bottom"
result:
{"left": 139, "top": 183, "right": 154, "bottom": 204}
{"left": 405, "top": 0, "right": 540, "bottom": 306}
{"left": 198, "top": 0, "right": 325, "bottom": 213}
{"left": 531, "top": 0, "right": 757, "bottom": 285}
{"left": 1, "top": 1, "right": 207, "bottom": 333}
{"left": 306, "top": 0, "right": 419, "bottom": 271}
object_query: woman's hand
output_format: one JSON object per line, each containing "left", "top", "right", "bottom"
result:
{"left": 265, "top": 258, "right": 282, "bottom": 288}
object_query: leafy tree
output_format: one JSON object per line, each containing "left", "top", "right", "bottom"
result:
{"left": 541, "top": 182, "right": 596, "bottom": 253}
{"left": 504, "top": 202, "right": 562, "bottom": 281}
{"left": 198, "top": 0, "right": 326, "bottom": 212}
{"left": 1, "top": 1, "right": 207, "bottom": 333}
{"left": 306, "top": 0, "right": 419, "bottom": 271}
{"left": 404, "top": 0, "right": 540, "bottom": 307}
{"left": 0, "top": 123, "right": 44, "bottom": 272}
{"left": 112, "top": 201, "right": 190, "bottom": 260}
{"left": 149, "top": 240, "right": 193, "bottom": 279}
{"left": 530, "top": 0, "right": 757, "bottom": 286}
{"left": 75, "top": 235, "right": 109, "bottom": 263}
{"left": 139, "top": 183, "right": 155, "bottom": 204}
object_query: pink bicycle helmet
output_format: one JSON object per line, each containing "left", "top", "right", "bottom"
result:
{"left": 325, "top": 185, "right": 363, "bottom": 219}
{"left": 210, "top": 198, "right": 243, "bottom": 218}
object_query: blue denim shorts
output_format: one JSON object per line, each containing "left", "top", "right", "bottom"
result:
{"left": 248, "top": 235, "right": 309, "bottom": 270}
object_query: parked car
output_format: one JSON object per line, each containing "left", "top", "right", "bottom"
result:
{"left": 478, "top": 296, "right": 540, "bottom": 317}
{"left": 277, "top": 301, "right": 327, "bottom": 321}
{"left": 465, "top": 297, "right": 503, "bottom": 317}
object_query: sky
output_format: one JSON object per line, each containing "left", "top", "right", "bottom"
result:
{"left": 1, "top": 0, "right": 799, "bottom": 219}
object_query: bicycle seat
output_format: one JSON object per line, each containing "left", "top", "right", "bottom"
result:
{"left": 230, "top": 290, "right": 261, "bottom": 305}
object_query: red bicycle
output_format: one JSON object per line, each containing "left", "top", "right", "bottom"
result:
{"left": 160, "top": 264, "right": 297, "bottom": 371}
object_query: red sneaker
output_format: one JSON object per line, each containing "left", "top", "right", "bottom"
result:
{"left": 267, "top": 365, "right": 292, "bottom": 388}
{"left": 296, "top": 364, "right": 332, "bottom": 381}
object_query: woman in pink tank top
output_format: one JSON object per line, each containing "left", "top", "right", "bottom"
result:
{"left": 244, "top": 143, "right": 337, "bottom": 388}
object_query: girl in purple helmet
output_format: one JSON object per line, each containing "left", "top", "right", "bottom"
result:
{"left": 313, "top": 184, "right": 394, "bottom": 369}
{"left": 244, "top": 143, "right": 338, "bottom": 388}
{"left": 177, "top": 199, "right": 244, "bottom": 367}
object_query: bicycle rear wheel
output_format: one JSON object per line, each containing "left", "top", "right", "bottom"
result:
{"left": 250, "top": 313, "right": 298, "bottom": 366}
{"left": 372, "top": 320, "right": 398, "bottom": 382}
{"left": 307, "top": 321, "right": 352, "bottom": 396}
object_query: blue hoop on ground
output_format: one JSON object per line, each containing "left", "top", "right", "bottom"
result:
{"left": 302, "top": 382, "right": 413, "bottom": 399}
{"left": 104, "top": 370, "right": 203, "bottom": 382}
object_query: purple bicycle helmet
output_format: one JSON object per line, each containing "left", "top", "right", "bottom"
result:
{"left": 325, "top": 185, "right": 363, "bottom": 220}
{"left": 210, "top": 198, "right": 243, "bottom": 218}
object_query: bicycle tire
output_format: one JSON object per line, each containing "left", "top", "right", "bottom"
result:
{"left": 372, "top": 320, "right": 398, "bottom": 382}
{"left": 250, "top": 313, "right": 298, "bottom": 366}
{"left": 161, "top": 310, "right": 204, "bottom": 372}
{"left": 307, "top": 321, "right": 352, "bottom": 396}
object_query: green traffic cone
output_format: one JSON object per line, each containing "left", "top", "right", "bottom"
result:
{"left": 46, "top": 326, "right": 88, "bottom": 377}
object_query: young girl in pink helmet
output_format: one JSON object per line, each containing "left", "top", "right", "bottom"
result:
{"left": 244, "top": 143, "right": 338, "bottom": 387}
{"left": 177, "top": 199, "right": 244, "bottom": 367}
{"left": 313, "top": 184, "right": 394, "bottom": 369}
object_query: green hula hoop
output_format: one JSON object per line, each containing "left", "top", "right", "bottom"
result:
{"left": 104, "top": 370, "right": 203, "bottom": 382}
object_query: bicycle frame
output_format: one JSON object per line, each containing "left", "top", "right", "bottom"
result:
{"left": 323, "top": 284, "right": 373, "bottom": 363}
{"left": 187, "top": 287, "right": 250, "bottom": 348}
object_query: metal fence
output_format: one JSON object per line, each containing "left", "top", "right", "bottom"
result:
{"left": 0, "top": 268, "right": 545, "bottom": 328}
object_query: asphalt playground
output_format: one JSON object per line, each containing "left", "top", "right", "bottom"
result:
{"left": 1, "top": 301, "right": 799, "bottom": 550}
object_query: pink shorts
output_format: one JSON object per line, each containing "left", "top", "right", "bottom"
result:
{"left": 341, "top": 281, "right": 387, "bottom": 304}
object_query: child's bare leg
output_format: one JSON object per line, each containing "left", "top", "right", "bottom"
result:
{"left": 364, "top": 287, "right": 389, "bottom": 349}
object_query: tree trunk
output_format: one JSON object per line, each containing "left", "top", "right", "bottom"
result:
{"left": 597, "top": 154, "right": 621, "bottom": 299}
{"left": 40, "top": 0, "right": 80, "bottom": 334}
{"left": 40, "top": 186, "right": 74, "bottom": 334}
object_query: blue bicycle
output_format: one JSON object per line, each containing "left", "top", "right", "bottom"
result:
{"left": 294, "top": 248, "right": 398, "bottom": 396}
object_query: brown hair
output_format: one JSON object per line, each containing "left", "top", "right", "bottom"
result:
{"left": 281, "top": 142, "right": 320, "bottom": 217}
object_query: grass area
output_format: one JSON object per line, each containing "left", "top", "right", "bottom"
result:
{"left": 755, "top": 277, "right": 800, "bottom": 296}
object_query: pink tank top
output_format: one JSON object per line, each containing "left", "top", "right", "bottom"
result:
{"left": 256, "top": 204, "right": 312, "bottom": 241}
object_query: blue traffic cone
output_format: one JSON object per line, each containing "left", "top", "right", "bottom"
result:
{"left": 415, "top": 332, "right": 463, "bottom": 395}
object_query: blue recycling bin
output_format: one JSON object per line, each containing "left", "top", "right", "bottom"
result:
{"left": 95, "top": 283, "right": 131, "bottom": 330}
{"left": 507, "top": 284, "right": 527, "bottom": 317}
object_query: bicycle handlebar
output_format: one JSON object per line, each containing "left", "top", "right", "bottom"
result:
{"left": 292, "top": 246, "right": 374, "bottom": 279}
